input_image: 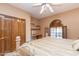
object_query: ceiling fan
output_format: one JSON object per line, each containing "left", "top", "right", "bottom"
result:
{"left": 33, "top": 3, "right": 63, "bottom": 14}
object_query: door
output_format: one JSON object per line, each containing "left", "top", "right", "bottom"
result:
{"left": 0, "top": 17, "right": 5, "bottom": 54}
{"left": 0, "top": 17, "right": 13, "bottom": 54}
{"left": 18, "top": 19, "right": 26, "bottom": 45}
{"left": 4, "top": 18, "right": 12, "bottom": 53}
{"left": 11, "top": 19, "right": 26, "bottom": 51}
{"left": 11, "top": 19, "right": 18, "bottom": 51}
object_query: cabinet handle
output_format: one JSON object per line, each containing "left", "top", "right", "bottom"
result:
{"left": 0, "top": 37, "right": 8, "bottom": 40}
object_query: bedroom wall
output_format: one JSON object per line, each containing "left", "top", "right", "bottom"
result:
{"left": 40, "top": 7, "right": 79, "bottom": 39}
{"left": 0, "top": 3, "right": 31, "bottom": 41}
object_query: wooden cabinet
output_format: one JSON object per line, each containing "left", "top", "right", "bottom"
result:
{"left": 31, "top": 20, "right": 41, "bottom": 39}
{"left": 0, "top": 15, "right": 26, "bottom": 55}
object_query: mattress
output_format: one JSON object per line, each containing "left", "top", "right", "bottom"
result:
{"left": 5, "top": 37, "right": 79, "bottom": 56}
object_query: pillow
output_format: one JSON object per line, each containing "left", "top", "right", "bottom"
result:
{"left": 16, "top": 47, "right": 31, "bottom": 56}
{"left": 16, "top": 43, "right": 35, "bottom": 56}
{"left": 72, "top": 39, "right": 79, "bottom": 51}
{"left": 5, "top": 48, "right": 30, "bottom": 56}
{"left": 4, "top": 51, "right": 21, "bottom": 56}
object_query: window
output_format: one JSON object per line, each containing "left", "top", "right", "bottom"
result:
{"left": 50, "top": 27, "right": 62, "bottom": 39}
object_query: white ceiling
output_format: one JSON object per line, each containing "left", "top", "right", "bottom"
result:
{"left": 9, "top": 3, "right": 79, "bottom": 19}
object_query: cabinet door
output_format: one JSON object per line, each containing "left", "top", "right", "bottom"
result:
{"left": 11, "top": 19, "right": 18, "bottom": 51}
{"left": 4, "top": 18, "right": 12, "bottom": 52}
{"left": 18, "top": 20, "right": 26, "bottom": 45}
{"left": 0, "top": 17, "right": 12, "bottom": 54}
{"left": 0, "top": 17, "right": 5, "bottom": 54}
{"left": 11, "top": 19, "right": 26, "bottom": 51}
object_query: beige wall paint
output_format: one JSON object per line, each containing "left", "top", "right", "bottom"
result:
{"left": 0, "top": 4, "right": 31, "bottom": 41}
{"left": 40, "top": 8, "right": 79, "bottom": 39}
{"left": 1, "top": 3, "right": 79, "bottom": 40}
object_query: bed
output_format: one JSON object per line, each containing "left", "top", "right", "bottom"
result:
{"left": 5, "top": 37, "right": 79, "bottom": 56}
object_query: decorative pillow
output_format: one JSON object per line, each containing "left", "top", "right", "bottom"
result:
{"left": 5, "top": 44, "right": 32, "bottom": 56}
{"left": 16, "top": 47, "right": 31, "bottom": 56}
{"left": 72, "top": 39, "right": 79, "bottom": 51}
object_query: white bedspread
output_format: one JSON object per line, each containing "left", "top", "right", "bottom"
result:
{"left": 5, "top": 37, "right": 79, "bottom": 56}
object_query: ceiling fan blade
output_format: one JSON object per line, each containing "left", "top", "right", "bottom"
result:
{"left": 46, "top": 4, "right": 54, "bottom": 12}
{"left": 40, "top": 5, "right": 45, "bottom": 14}
{"left": 33, "top": 3, "right": 43, "bottom": 7}
{"left": 50, "top": 3, "right": 63, "bottom": 6}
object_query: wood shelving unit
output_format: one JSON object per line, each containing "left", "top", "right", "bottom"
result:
{"left": 31, "top": 22, "right": 41, "bottom": 39}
